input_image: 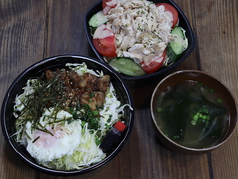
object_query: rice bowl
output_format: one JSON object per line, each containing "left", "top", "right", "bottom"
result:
{"left": 1, "top": 55, "right": 134, "bottom": 175}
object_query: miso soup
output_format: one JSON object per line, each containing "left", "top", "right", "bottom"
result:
{"left": 156, "top": 82, "right": 229, "bottom": 149}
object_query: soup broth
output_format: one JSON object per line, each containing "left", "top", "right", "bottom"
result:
{"left": 156, "top": 82, "right": 229, "bottom": 149}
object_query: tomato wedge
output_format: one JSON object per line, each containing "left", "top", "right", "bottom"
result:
{"left": 156, "top": 3, "right": 178, "bottom": 28}
{"left": 102, "top": 0, "right": 120, "bottom": 15}
{"left": 93, "top": 24, "right": 117, "bottom": 57}
{"left": 140, "top": 50, "right": 166, "bottom": 74}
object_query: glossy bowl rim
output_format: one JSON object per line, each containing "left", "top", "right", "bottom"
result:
{"left": 1, "top": 54, "right": 134, "bottom": 175}
{"left": 150, "top": 70, "right": 238, "bottom": 153}
{"left": 84, "top": 0, "right": 195, "bottom": 81}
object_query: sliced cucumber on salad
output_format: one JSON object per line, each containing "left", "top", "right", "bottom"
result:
{"left": 89, "top": 10, "right": 108, "bottom": 27}
{"left": 109, "top": 57, "right": 146, "bottom": 76}
{"left": 89, "top": 10, "right": 108, "bottom": 34}
{"left": 167, "top": 26, "right": 188, "bottom": 62}
{"left": 88, "top": 1, "right": 190, "bottom": 77}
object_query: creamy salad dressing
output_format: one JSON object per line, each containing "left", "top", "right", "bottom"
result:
{"left": 93, "top": 24, "right": 113, "bottom": 39}
{"left": 103, "top": 0, "right": 121, "bottom": 14}
{"left": 106, "top": 0, "right": 120, "bottom": 6}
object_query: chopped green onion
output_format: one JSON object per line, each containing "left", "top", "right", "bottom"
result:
{"left": 157, "top": 107, "right": 163, "bottom": 112}
{"left": 93, "top": 110, "right": 99, "bottom": 116}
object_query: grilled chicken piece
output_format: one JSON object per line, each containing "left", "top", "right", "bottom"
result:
{"left": 80, "top": 91, "right": 106, "bottom": 110}
{"left": 45, "top": 69, "right": 110, "bottom": 110}
{"left": 74, "top": 73, "right": 110, "bottom": 92}
{"left": 45, "top": 70, "right": 54, "bottom": 81}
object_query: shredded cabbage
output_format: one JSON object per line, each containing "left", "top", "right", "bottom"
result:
{"left": 13, "top": 63, "right": 132, "bottom": 170}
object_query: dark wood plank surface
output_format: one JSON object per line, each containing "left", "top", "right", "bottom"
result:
{"left": 0, "top": 0, "right": 237, "bottom": 179}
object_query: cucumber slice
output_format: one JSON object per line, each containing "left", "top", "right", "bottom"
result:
{"left": 169, "top": 41, "right": 184, "bottom": 55}
{"left": 167, "top": 26, "right": 188, "bottom": 62}
{"left": 89, "top": 11, "right": 108, "bottom": 28}
{"left": 171, "top": 26, "right": 184, "bottom": 38}
{"left": 167, "top": 43, "right": 180, "bottom": 62}
{"left": 109, "top": 57, "right": 146, "bottom": 76}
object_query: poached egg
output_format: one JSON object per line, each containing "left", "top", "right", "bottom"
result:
{"left": 25, "top": 109, "right": 82, "bottom": 163}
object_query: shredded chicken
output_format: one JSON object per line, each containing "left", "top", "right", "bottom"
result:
{"left": 106, "top": 0, "right": 174, "bottom": 65}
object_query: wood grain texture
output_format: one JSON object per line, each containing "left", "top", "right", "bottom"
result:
{"left": 0, "top": 0, "right": 238, "bottom": 179}
{"left": 192, "top": 2, "right": 238, "bottom": 178}
{"left": 45, "top": 0, "right": 99, "bottom": 57}
{"left": 0, "top": 1, "right": 46, "bottom": 179}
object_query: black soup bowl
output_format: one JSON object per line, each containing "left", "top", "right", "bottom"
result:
{"left": 84, "top": 0, "right": 195, "bottom": 80}
{"left": 1, "top": 55, "right": 134, "bottom": 175}
{"left": 150, "top": 70, "right": 237, "bottom": 154}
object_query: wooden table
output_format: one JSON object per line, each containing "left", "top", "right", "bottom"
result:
{"left": 0, "top": 0, "right": 238, "bottom": 178}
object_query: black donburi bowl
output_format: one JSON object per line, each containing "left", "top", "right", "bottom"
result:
{"left": 1, "top": 55, "right": 134, "bottom": 176}
{"left": 84, "top": 0, "right": 195, "bottom": 80}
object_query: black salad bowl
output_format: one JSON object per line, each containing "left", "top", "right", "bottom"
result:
{"left": 84, "top": 0, "right": 195, "bottom": 80}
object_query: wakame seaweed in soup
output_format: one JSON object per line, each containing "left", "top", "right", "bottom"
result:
{"left": 156, "top": 82, "right": 228, "bottom": 149}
